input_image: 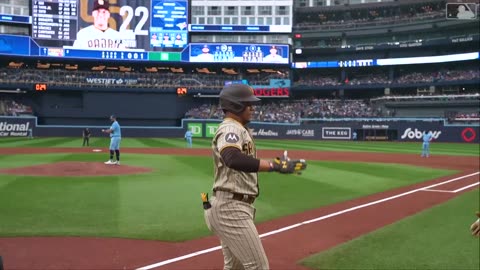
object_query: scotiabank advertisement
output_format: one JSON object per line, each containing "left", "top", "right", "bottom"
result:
{"left": 396, "top": 123, "right": 480, "bottom": 143}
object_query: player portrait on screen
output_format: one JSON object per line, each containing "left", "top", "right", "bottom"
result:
{"left": 162, "top": 33, "right": 174, "bottom": 47}
{"left": 73, "top": 0, "right": 125, "bottom": 49}
{"left": 263, "top": 45, "right": 287, "bottom": 63}
{"left": 174, "top": 33, "right": 186, "bottom": 48}
{"left": 151, "top": 32, "right": 161, "bottom": 47}
{"left": 191, "top": 44, "right": 215, "bottom": 62}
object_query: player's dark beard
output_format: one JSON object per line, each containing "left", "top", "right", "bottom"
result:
{"left": 242, "top": 106, "right": 254, "bottom": 125}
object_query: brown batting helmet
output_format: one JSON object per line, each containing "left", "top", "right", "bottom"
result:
{"left": 219, "top": 84, "right": 260, "bottom": 114}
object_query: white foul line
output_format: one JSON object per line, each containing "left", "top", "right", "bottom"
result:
{"left": 453, "top": 182, "right": 480, "bottom": 193}
{"left": 136, "top": 171, "right": 480, "bottom": 270}
{"left": 421, "top": 181, "right": 479, "bottom": 193}
{"left": 421, "top": 189, "right": 455, "bottom": 193}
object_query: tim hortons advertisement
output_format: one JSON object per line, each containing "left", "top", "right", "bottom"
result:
{"left": 0, "top": 117, "right": 35, "bottom": 137}
{"left": 249, "top": 128, "right": 279, "bottom": 137}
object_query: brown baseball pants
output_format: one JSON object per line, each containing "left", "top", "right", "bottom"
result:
{"left": 204, "top": 191, "right": 269, "bottom": 270}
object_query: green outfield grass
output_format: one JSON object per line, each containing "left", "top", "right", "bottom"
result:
{"left": 301, "top": 189, "right": 480, "bottom": 270}
{"left": 0, "top": 137, "right": 478, "bottom": 156}
{"left": 0, "top": 149, "right": 456, "bottom": 241}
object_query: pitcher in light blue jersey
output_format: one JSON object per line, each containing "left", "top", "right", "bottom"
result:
{"left": 185, "top": 128, "right": 193, "bottom": 148}
{"left": 421, "top": 131, "right": 433, "bottom": 158}
{"left": 102, "top": 114, "right": 121, "bottom": 165}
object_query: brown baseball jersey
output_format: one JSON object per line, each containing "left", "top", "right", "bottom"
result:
{"left": 205, "top": 117, "right": 269, "bottom": 269}
{"left": 73, "top": 26, "right": 124, "bottom": 49}
{"left": 212, "top": 117, "right": 258, "bottom": 196}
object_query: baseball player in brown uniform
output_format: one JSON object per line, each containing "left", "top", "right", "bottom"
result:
{"left": 73, "top": 0, "right": 125, "bottom": 49}
{"left": 203, "top": 84, "right": 307, "bottom": 270}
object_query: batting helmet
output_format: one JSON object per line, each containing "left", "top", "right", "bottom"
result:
{"left": 219, "top": 84, "right": 260, "bottom": 114}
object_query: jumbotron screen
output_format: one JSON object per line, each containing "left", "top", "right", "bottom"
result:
{"left": 31, "top": 0, "right": 188, "bottom": 52}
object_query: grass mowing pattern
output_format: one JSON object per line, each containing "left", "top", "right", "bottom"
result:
{"left": 0, "top": 137, "right": 477, "bottom": 156}
{"left": 301, "top": 189, "right": 480, "bottom": 270}
{"left": 0, "top": 153, "right": 455, "bottom": 241}
{"left": 257, "top": 161, "right": 456, "bottom": 222}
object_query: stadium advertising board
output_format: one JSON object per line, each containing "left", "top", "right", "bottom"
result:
{"left": 321, "top": 127, "right": 351, "bottom": 140}
{"left": 399, "top": 128, "right": 442, "bottom": 140}
{"left": 0, "top": 117, "right": 35, "bottom": 137}
{"left": 85, "top": 77, "right": 138, "bottom": 85}
{"left": 461, "top": 127, "right": 477, "bottom": 142}
{"left": 1, "top": 117, "right": 477, "bottom": 143}
{"left": 222, "top": 79, "right": 291, "bottom": 97}
{"left": 292, "top": 52, "right": 480, "bottom": 69}
{"left": 186, "top": 122, "right": 202, "bottom": 137}
{"left": 205, "top": 123, "right": 219, "bottom": 138}
{"left": 252, "top": 79, "right": 290, "bottom": 97}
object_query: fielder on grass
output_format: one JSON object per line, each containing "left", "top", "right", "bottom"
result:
{"left": 102, "top": 114, "right": 121, "bottom": 165}
{"left": 185, "top": 128, "right": 193, "bottom": 148}
{"left": 421, "top": 131, "right": 433, "bottom": 158}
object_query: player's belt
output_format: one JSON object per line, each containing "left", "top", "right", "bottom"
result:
{"left": 232, "top": 193, "right": 256, "bottom": 204}
{"left": 214, "top": 190, "right": 256, "bottom": 204}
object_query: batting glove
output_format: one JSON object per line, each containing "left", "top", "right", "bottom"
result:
{"left": 269, "top": 151, "right": 307, "bottom": 174}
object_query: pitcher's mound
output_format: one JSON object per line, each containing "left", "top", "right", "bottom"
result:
{"left": 0, "top": 161, "right": 152, "bottom": 177}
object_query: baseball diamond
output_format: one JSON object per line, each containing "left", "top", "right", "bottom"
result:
{"left": 0, "top": 139, "right": 478, "bottom": 269}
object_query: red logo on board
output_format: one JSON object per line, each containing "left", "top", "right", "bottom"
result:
{"left": 461, "top": 128, "right": 477, "bottom": 142}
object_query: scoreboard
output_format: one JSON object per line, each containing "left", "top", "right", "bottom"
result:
{"left": 0, "top": 0, "right": 291, "bottom": 64}
{"left": 32, "top": 0, "right": 78, "bottom": 41}
{"left": 150, "top": 0, "right": 188, "bottom": 49}
{"left": 31, "top": 0, "right": 189, "bottom": 52}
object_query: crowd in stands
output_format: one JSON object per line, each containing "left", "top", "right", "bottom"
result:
{"left": 446, "top": 111, "right": 480, "bottom": 124}
{"left": 452, "top": 112, "right": 479, "bottom": 119}
{"left": 0, "top": 99, "right": 33, "bottom": 116}
{"left": 295, "top": 68, "right": 479, "bottom": 87}
{"left": 396, "top": 69, "right": 480, "bottom": 84}
{"left": 184, "top": 93, "right": 479, "bottom": 122}
{"left": 371, "top": 93, "right": 480, "bottom": 102}
{"left": 345, "top": 72, "right": 390, "bottom": 85}
{"left": 294, "top": 1, "right": 446, "bottom": 31}
{"left": 185, "top": 98, "right": 381, "bottom": 123}
{"left": 184, "top": 104, "right": 212, "bottom": 119}
{"left": 295, "top": 74, "right": 342, "bottom": 87}
{"left": 0, "top": 67, "right": 289, "bottom": 90}
{"left": 1, "top": 65, "right": 478, "bottom": 90}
